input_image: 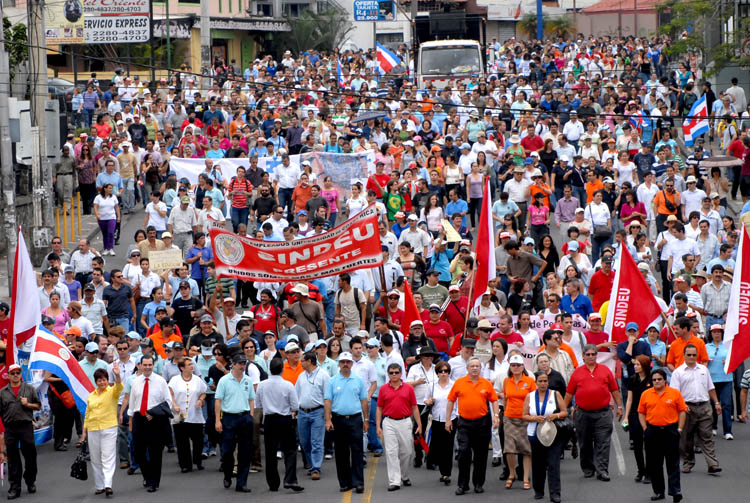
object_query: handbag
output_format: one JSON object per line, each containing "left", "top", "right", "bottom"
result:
{"left": 70, "top": 448, "right": 88, "bottom": 481}
{"left": 593, "top": 225, "right": 612, "bottom": 240}
{"left": 49, "top": 385, "right": 76, "bottom": 409}
{"left": 147, "top": 401, "right": 174, "bottom": 418}
{"left": 553, "top": 415, "right": 575, "bottom": 443}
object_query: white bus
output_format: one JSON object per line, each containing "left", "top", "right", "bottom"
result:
{"left": 417, "top": 40, "right": 484, "bottom": 89}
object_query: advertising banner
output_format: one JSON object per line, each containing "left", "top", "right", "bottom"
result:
{"left": 210, "top": 205, "right": 383, "bottom": 281}
{"left": 45, "top": 0, "right": 85, "bottom": 45}
{"left": 84, "top": 0, "right": 150, "bottom": 44}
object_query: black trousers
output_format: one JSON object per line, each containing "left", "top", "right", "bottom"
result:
{"left": 49, "top": 393, "right": 75, "bottom": 447}
{"left": 332, "top": 413, "right": 364, "bottom": 489}
{"left": 173, "top": 422, "right": 203, "bottom": 470}
{"left": 645, "top": 423, "right": 681, "bottom": 497}
{"left": 456, "top": 415, "right": 491, "bottom": 490}
{"left": 413, "top": 404, "right": 430, "bottom": 464}
{"left": 79, "top": 182, "right": 96, "bottom": 215}
{"left": 132, "top": 413, "right": 168, "bottom": 488}
{"left": 530, "top": 435, "right": 563, "bottom": 500}
{"left": 220, "top": 412, "right": 254, "bottom": 489}
{"left": 575, "top": 408, "right": 613, "bottom": 476}
{"left": 629, "top": 413, "right": 646, "bottom": 476}
{"left": 5, "top": 422, "right": 36, "bottom": 493}
{"left": 428, "top": 420, "right": 455, "bottom": 477}
{"left": 263, "top": 413, "right": 298, "bottom": 490}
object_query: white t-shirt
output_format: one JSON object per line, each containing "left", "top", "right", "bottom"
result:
{"left": 614, "top": 160, "right": 636, "bottom": 187}
{"left": 145, "top": 201, "right": 168, "bottom": 230}
{"left": 666, "top": 237, "right": 700, "bottom": 274}
{"left": 93, "top": 194, "right": 119, "bottom": 220}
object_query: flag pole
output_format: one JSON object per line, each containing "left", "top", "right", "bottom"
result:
{"left": 462, "top": 268, "right": 475, "bottom": 339}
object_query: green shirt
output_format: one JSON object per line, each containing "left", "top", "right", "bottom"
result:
{"left": 417, "top": 283, "right": 449, "bottom": 308}
{"left": 204, "top": 276, "right": 234, "bottom": 299}
{"left": 385, "top": 192, "right": 405, "bottom": 221}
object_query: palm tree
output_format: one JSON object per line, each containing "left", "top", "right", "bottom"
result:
{"left": 546, "top": 15, "right": 575, "bottom": 40}
{"left": 517, "top": 13, "right": 546, "bottom": 39}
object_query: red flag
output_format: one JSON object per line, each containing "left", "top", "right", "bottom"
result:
{"left": 8, "top": 229, "right": 42, "bottom": 366}
{"left": 724, "top": 225, "right": 750, "bottom": 373}
{"left": 603, "top": 246, "right": 663, "bottom": 344}
{"left": 470, "top": 178, "right": 496, "bottom": 308}
{"left": 514, "top": 1, "right": 522, "bottom": 19}
{"left": 402, "top": 280, "right": 421, "bottom": 339}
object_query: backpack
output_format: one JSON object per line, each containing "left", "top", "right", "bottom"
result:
{"left": 336, "top": 287, "right": 372, "bottom": 329}
{"left": 681, "top": 92, "right": 697, "bottom": 115}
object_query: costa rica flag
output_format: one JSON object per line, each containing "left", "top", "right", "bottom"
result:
{"left": 376, "top": 42, "right": 401, "bottom": 76}
{"left": 682, "top": 95, "right": 709, "bottom": 146}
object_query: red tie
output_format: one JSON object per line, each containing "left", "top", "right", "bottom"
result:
{"left": 139, "top": 377, "right": 149, "bottom": 416}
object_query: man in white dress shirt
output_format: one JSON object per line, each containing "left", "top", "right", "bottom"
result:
{"left": 127, "top": 354, "right": 172, "bottom": 492}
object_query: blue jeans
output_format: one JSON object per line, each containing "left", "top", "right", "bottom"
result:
{"left": 705, "top": 316, "right": 724, "bottom": 335}
{"left": 591, "top": 235, "right": 612, "bottom": 264}
{"left": 367, "top": 396, "right": 383, "bottom": 453}
{"left": 713, "top": 381, "right": 733, "bottom": 434}
{"left": 278, "top": 187, "right": 294, "bottom": 221}
{"left": 84, "top": 108, "right": 95, "bottom": 127}
{"left": 323, "top": 294, "right": 335, "bottom": 333}
{"left": 328, "top": 212, "right": 338, "bottom": 229}
{"left": 220, "top": 412, "right": 254, "bottom": 488}
{"left": 230, "top": 207, "right": 249, "bottom": 233}
{"left": 297, "top": 407, "right": 325, "bottom": 473}
{"left": 135, "top": 299, "right": 149, "bottom": 337}
{"left": 111, "top": 316, "right": 130, "bottom": 332}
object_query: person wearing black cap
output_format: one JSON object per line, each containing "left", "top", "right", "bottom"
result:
{"left": 215, "top": 353, "right": 256, "bottom": 493}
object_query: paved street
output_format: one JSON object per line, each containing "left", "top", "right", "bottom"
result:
{"left": 14, "top": 417, "right": 750, "bottom": 502}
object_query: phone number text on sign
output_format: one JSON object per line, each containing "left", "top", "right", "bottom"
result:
{"left": 84, "top": 15, "right": 149, "bottom": 43}
{"left": 84, "top": 0, "right": 149, "bottom": 15}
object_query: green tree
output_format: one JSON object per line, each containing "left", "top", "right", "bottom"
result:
{"left": 277, "top": 8, "right": 354, "bottom": 57}
{"left": 3, "top": 17, "right": 28, "bottom": 83}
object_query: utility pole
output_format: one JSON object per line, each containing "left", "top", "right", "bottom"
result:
{"left": 200, "top": 0, "right": 211, "bottom": 81}
{"left": 411, "top": 0, "right": 418, "bottom": 82}
{"left": 28, "top": 0, "right": 54, "bottom": 262}
{"left": 166, "top": 0, "right": 171, "bottom": 72}
{"left": 0, "top": 1, "right": 18, "bottom": 291}
{"left": 536, "top": 0, "right": 543, "bottom": 41}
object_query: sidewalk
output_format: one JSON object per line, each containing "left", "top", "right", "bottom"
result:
{"left": 0, "top": 208, "right": 137, "bottom": 303}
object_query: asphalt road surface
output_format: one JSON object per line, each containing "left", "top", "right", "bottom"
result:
{"left": 13, "top": 417, "right": 749, "bottom": 502}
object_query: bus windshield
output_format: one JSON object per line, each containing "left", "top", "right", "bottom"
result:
{"left": 420, "top": 46, "right": 481, "bottom": 76}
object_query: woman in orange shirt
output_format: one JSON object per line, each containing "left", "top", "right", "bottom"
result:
{"left": 501, "top": 354, "right": 536, "bottom": 490}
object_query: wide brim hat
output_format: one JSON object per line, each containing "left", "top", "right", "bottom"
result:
{"left": 537, "top": 420, "right": 557, "bottom": 447}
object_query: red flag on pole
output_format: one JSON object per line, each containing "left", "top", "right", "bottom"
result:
{"left": 603, "top": 246, "right": 663, "bottom": 344}
{"left": 401, "top": 280, "right": 422, "bottom": 339}
{"left": 724, "top": 224, "right": 750, "bottom": 373}
{"left": 470, "top": 178, "right": 496, "bottom": 309}
{"left": 8, "top": 228, "right": 42, "bottom": 366}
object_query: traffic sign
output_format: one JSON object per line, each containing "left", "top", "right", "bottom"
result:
{"left": 353, "top": 0, "right": 395, "bottom": 22}
{"left": 742, "top": 38, "right": 750, "bottom": 57}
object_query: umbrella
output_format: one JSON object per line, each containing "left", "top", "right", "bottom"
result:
{"left": 699, "top": 156, "right": 743, "bottom": 168}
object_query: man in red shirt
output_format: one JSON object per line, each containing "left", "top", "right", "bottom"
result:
{"left": 588, "top": 255, "right": 614, "bottom": 311}
{"left": 377, "top": 290, "right": 405, "bottom": 332}
{"left": 563, "top": 345, "right": 623, "bottom": 481}
{"left": 520, "top": 124, "right": 544, "bottom": 156}
{"left": 376, "top": 363, "right": 422, "bottom": 491}
{"left": 490, "top": 314, "right": 523, "bottom": 345}
{"left": 583, "top": 313, "right": 615, "bottom": 353}
{"left": 366, "top": 161, "right": 390, "bottom": 200}
{"left": 441, "top": 285, "right": 468, "bottom": 335}
{"left": 424, "top": 305, "right": 454, "bottom": 353}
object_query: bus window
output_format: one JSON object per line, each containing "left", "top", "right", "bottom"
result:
{"left": 420, "top": 47, "right": 481, "bottom": 76}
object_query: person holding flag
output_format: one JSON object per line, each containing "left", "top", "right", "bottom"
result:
{"left": 0, "top": 363, "right": 41, "bottom": 500}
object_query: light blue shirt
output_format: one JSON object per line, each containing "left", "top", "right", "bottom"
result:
{"left": 80, "top": 358, "right": 108, "bottom": 385}
{"left": 96, "top": 171, "right": 123, "bottom": 191}
{"left": 368, "top": 355, "right": 387, "bottom": 398}
{"left": 193, "top": 355, "right": 216, "bottom": 394}
{"left": 446, "top": 199, "right": 469, "bottom": 227}
{"left": 324, "top": 372, "right": 367, "bottom": 415}
{"left": 295, "top": 368, "right": 330, "bottom": 409}
{"left": 215, "top": 372, "right": 256, "bottom": 413}
{"left": 706, "top": 342, "right": 732, "bottom": 383}
{"left": 642, "top": 337, "right": 667, "bottom": 370}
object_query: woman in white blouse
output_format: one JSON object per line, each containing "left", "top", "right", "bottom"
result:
{"left": 343, "top": 183, "right": 367, "bottom": 219}
{"left": 168, "top": 358, "right": 208, "bottom": 473}
{"left": 484, "top": 340, "right": 509, "bottom": 467}
{"left": 584, "top": 190, "right": 612, "bottom": 263}
{"left": 425, "top": 360, "right": 458, "bottom": 485}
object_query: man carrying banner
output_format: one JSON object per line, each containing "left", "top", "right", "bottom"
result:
{"left": 0, "top": 364, "right": 41, "bottom": 500}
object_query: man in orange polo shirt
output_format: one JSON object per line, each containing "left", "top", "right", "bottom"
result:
{"left": 281, "top": 342, "right": 304, "bottom": 385}
{"left": 638, "top": 368, "right": 687, "bottom": 502}
{"left": 149, "top": 317, "right": 182, "bottom": 359}
{"left": 446, "top": 356, "right": 500, "bottom": 495}
{"left": 666, "top": 317, "right": 708, "bottom": 371}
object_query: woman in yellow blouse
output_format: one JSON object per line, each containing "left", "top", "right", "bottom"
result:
{"left": 81, "top": 362, "right": 122, "bottom": 498}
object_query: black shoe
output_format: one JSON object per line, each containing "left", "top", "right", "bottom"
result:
{"left": 167, "top": 447, "right": 176, "bottom": 453}
{"left": 402, "top": 479, "right": 411, "bottom": 487}
{"left": 54, "top": 444, "right": 68, "bottom": 451}
{"left": 284, "top": 485, "right": 304, "bottom": 492}
{"left": 223, "top": 479, "right": 232, "bottom": 489}
{"left": 181, "top": 467, "right": 191, "bottom": 473}
{"left": 127, "top": 467, "right": 136, "bottom": 475}
{"left": 339, "top": 487, "right": 352, "bottom": 492}
{"left": 388, "top": 485, "right": 400, "bottom": 492}
{"left": 7, "top": 492, "right": 20, "bottom": 500}
{"left": 571, "top": 443, "right": 578, "bottom": 459}
{"left": 114, "top": 240, "right": 120, "bottom": 246}
{"left": 673, "top": 495, "right": 683, "bottom": 503}
{"left": 492, "top": 457, "right": 502, "bottom": 467}
{"left": 303, "top": 463, "right": 311, "bottom": 470}
{"left": 235, "top": 487, "right": 252, "bottom": 493}
{"left": 146, "top": 486, "right": 157, "bottom": 493}
{"left": 413, "top": 459, "right": 422, "bottom": 468}
{"left": 708, "top": 466, "right": 722, "bottom": 474}
{"left": 584, "top": 471, "right": 595, "bottom": 478}
{"left": 551, "top": 496, "right": 561, "bottom": 503}
{"left": 635, "top": 474, "right": 643, "bottom": 483}
{"left": 643, "top": 476, "right": 651, "bottom": 484}
{"left": 455, "top": 487, "right": 468, "bottom": 495}
{"left": 26, "top": 485, "right": 35, "bottom": 494}
{"left": 425, "top": 463, "right": 436, "bottom": 470}
{"left": 651, "top": 495, "right": 665, "bottom": 501}
{"left": 500, "top": 467, "right": 510, "bottom": 480}
{"left": 474, "top": 486, "right": 484, "bottom": 493}
{"left": 597, "top": 472, "right": 611, "bottom": 482}
{"left": 534, "top": 494, "right": 545, "bottom": 500}
{"left": 105, "top": 488, "right": 113, "bottom": 498}
{"left": 355, "top": 486, "right": 364, "bottom": 493}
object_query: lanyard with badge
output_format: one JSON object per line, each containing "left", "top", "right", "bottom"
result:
{"left": 533, "top": 389, "right": 550, "bottom": 438}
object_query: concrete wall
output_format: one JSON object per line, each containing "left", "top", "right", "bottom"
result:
{"left": 577, "top": 12, "right": 658, "bottom": 39}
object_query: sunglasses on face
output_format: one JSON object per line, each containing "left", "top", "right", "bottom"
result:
{"left": 437, "top": 369, "right": 450, "bottom": 374}
{"left": 388, "top": 371, "right": 401, "bottom": 375}
{"left": 9, "top": 371, "right": 21, "bottom": 376}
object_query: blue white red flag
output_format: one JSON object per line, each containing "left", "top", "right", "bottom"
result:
{"left": 29, "top": 326, "right": 95, "bottom": 415}
{"left": 337, "top": 60, "right": 346, "bottom": 88}
{"left": 629, "top": 111, "right": 648, "bottom": 132}
{"left": 376, "top": 42, "right": 401, "bottom": 76}
{"left": 7, "top": 228, "right": 41, "bottom": 366}
{"left": 682, "top": 95, "right": 709, "bottom": 146}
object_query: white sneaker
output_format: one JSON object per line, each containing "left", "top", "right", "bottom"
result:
{"left": 277, "top": 450, "right": 282, "bottom": 459}
{"left": 724, "top": 433, "right": 734, "bottom": 440}
{"left": 712, "top": 429, "right": 717, "bottom": 436}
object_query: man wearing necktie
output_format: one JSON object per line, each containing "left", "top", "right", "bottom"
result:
{"left": 128, "top": 354, "right": 172, "bottom": 492}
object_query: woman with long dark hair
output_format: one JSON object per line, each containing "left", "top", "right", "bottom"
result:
{"left": 624, "top": 354, "right": 653, "bottom": 484}
{"left": 93, "top": 183, "right": 120, "bottom": 256}
{"left": 76, "top": 143, "right": 98, "bottom": 214}
{"left": 425, "top": 360, "right": 456, "bottom": 485}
